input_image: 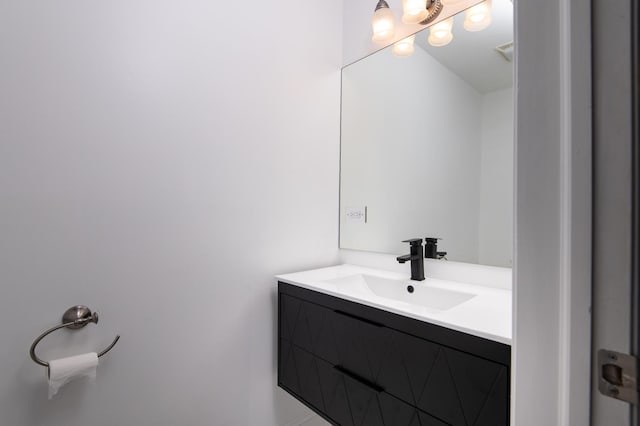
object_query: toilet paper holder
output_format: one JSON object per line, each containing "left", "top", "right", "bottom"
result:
{"left": 29, "top": 305, "right": 120, "bottom": 368}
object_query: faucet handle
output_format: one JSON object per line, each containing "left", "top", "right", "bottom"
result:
{"left": 402, "top": 238, "right": 423, "bottom": 246}
{"left": 424, "top": 238, "right": 443, "bottom": 259}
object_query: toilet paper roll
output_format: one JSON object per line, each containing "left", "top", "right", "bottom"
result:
{"left": 48, "top": 352, "right": 98, "bottom": 399}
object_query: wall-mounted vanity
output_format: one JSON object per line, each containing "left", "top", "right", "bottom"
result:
{"left": 276, "top": 264, "right": 511, "bottom": 426}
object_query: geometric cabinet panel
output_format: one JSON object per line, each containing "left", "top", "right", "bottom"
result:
{"left": 416, "top": 347, "right": 508, "bottom": 425}
{"left": 278, "top": 285, "right": 510, "bottom": 426}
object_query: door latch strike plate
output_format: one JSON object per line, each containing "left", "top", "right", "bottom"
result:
{"left": 598, "top": 349, "right": 638, "bottom": 404}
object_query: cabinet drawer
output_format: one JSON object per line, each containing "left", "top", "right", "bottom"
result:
{"left": 279, "top": 339, "right": 449, "bottom": 426}
{"left": 279, "top": 292, "right": 395, "bottom": 383}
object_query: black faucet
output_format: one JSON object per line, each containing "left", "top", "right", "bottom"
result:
{"left": 425, "top": 237, "right": 447, "bottom": 259}
{"left": 396, "top": 238, "right": 425, "bottom": 281}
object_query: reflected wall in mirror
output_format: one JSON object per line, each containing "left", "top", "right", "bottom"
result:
{"left": 340, "top": 0, "right": 513, "bottom": 267}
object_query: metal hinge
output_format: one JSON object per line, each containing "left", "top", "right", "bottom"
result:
{"left": 598, "top": 349, "right": 638, "bottom": 404}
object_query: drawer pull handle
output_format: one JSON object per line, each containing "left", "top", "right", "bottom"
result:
{"left": 333, "top": 310, "right": 384, "bottom": 328}
{"left": 334, "top": 365, "right": 384, "bottom": 393}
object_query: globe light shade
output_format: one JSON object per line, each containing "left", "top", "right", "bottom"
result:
{"left": 428, "top": 17, "right": 454, "bottom": 46}
{"left": 392, "top": 35, "right": 416, "bottom": 57}
{"left": 401, "top": 0, "right": 428, "bottom": 24}
{"left": 372, "top": 3, "right": 396, "bottom": 42}
{"left": 463, "top": 0, "right": 492, "bottom": 32}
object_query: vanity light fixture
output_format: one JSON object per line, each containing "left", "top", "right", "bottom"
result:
{"left": 372, "top": 0, "right": 443, "bottom": 43}
{"left": 428, "top": 17, "right": 454, "bottom": 46}
{"left": 372, "top": 0, "right": 396, "bottom": 42}
{"left": 392, "top": 35, "right": 416, "bottom": 56}
{"left": 463, "top": 0, "right": 492, "bottom": 31}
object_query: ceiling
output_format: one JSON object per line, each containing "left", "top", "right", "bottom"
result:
{"left": 416, "top": 0, "right": 513, "bottom": 93}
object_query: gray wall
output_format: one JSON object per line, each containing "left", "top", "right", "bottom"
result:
{"left": 0, "top": 1, "right": 341, "bottom": 425}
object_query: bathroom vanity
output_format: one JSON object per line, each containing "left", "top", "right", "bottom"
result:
{"left": 277, "top": 265, "right": 511, "bottom": 426}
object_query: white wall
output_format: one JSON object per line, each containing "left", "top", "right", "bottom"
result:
{"left": 340, "top": 45, "right": 483, "bottom": 262}
{"left": 478, "top": 88, "right": 513, "bottom": 267}
{"left": 0, "top": 1, "right": 342, "bottom": 425}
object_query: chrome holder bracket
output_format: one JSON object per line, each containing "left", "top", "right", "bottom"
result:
{"left": 29, "top": 305, "right": 120, "bottom": 368}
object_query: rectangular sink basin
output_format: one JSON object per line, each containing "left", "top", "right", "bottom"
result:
{"left": 322, "top": 274, "right": 476, "bottom": 311}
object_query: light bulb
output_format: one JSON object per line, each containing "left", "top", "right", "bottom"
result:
{"left": 464, "top": 0, "right": 492, "bottom": 32}
{"left": 401, "top": 0, "right": 428, "bottom": 24}
{"left": 428, "top": 17, "right": 454, "bottom": 46}
{"left": 392, "top": 35, "right": 416, "bottom": 57}
{"left": 372, "top": 0, "right": 395, "bottom": 42}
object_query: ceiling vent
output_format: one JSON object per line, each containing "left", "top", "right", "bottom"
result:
{"left": 495, "top": 41, "right": 514, "bottom": 62}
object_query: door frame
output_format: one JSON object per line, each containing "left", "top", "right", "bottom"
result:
{"left": 513, "top": 0, "right": 592, "bottom": 424}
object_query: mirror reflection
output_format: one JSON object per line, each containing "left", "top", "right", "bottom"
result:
{"left": 340, "top": 0, "right": 513, "bottom": 267}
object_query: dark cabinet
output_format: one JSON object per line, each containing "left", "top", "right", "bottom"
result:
{"left": 278, "top": 282, "right": 510, "bottom": 426}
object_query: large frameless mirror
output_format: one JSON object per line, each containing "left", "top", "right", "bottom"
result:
{"left": 340, "top": 0, "right": 514, "bottom": 267}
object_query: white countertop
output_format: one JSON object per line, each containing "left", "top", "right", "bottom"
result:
{"left": 276, "top": 264, "right": 512, "bottom": 345}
